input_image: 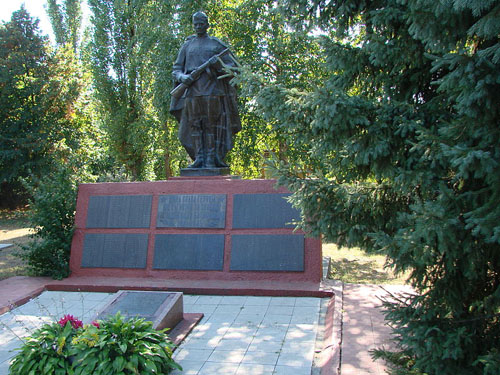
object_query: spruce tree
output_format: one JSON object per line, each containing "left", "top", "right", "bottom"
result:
{"left": 249, "top": 1, "right": 500, "bottom": 374}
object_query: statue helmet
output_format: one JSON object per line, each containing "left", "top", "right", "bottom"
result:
{"left": 192, "top": 11, "right": 208, "bottom": 23}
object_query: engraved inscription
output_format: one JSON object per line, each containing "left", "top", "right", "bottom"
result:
{"left": 232, "top": 194, "right": 300, "bottom": 229}
{"left": 86, "top": 195, "right": 152, "bottom": 228}
{"left": 157, "top": 194, "right": 226, "bottom": 228}
{"left": 81, "top": 233, "right": 148, "bottom": 268}
{"left": 230, "top": 234, "right": 304, "bottom": 271}
{"left": 153, "top": 234, "right": 224, "bottom": 270}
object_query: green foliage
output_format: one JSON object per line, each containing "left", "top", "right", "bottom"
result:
{"left": 0, "top": 7, "right": 104, "bottom": 208}
{"left": 9, "top": 317, "right": 78, "bottom": 374}
{"left": 9, "top": 313, "right": 180, "bottom": 375}
{"left": 87, "top": 0, "right": 180, "bottom": 180}
{"left": 21, "top": 160, "right": 95, "bottom": 279}
{"left": 0, "top": 7, "right": 51, "bottom": 208}
{"left": 47, "top": 0, "right": 83, "bottom": 52}
{"left": 248, "top": 0, "right": 500, "bottom": 374}
{"left": 71, "top": 313, "right": 180, "bottom": 375}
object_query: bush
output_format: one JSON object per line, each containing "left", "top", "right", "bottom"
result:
{"left": 9, "top": 313, "right": 181, "bottom": 375}
{"left": 20, "top": 164, "right": 80, "bottom": 279}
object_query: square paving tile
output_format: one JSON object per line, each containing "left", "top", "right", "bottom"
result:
{"left": 0, "top": 348, "right": 14, "bottom": 365}
{"left": 198, "top": 361, "right": 239, "bottom": 375}
{"left": 0, "top": 359, "right": 11, "bottom": 374}
{"left": 171, "top": 360, "right": 205, "bottom": 375}
{"left": 241, "top": 350, "right": 280, "bottom": 365}
{"left": 294, "top": 297, "right": 322, "bottom": 307}
{"left": 196, "top": 295, "right": 223, "bottom": 305}
{"left": 276, "top": 351, "right": 313, "bottom": 368}
{"left": 183, "top": 295, "right": 200, "bottom": 305}
{"left": 181, "top": 337, "right": 222, "bottom": 349}
{"left": 269, "top": 297, "right": 296, "bottom": 307}
{"left": 247, "top": 339, "right": 283, "bottom": 353}
{"left": 267, "top": 305, "right": 294, "bottom": 316}
{"left": 219, "top": 296, "right": 248, "bottom": 305}
{"left": 233, "top": 313, "right": 264, "bottom": 325}
{"left": 281, "top": 340, "right": 316, "bottom": 355}
{"left": 186, "top": 304, "right": 217, "bottom": 315}
{"left": 273, "top": 364, "right": 312, "bottom": 375}
{"left": 239, "top": 305, "right": 267, "bottom": 314}
{"left": 215, "top": 338, "right": 252, "bottom": 351}
{"left": 214, "top": 305, "right": 244, "bottom": 314}
{"left": 244, "top": 297, "right": 272, "bottom": 306}
{"left": 261, "top": 314, "right": 292, "bottom": 325}
{"left": 208, "top": 349, "right": 246, "bottom": 363}
{"left": 174, "top": 348, "right": 213, "bottom": 362}
{"left": 236, "top": 363, "right": 275, "bottom": 375}
{"left": 252, "top": 327, "right": 288, "bottom": 343}
{"left": 206, "top": 313, "right": 238, "bottom": 325}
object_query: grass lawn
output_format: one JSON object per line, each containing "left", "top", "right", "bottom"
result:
{"left": 323, "top": 242, "right": 410, "bottom": 285}
{"left": 0, "top": 208, "right": 32, "bottom": 280}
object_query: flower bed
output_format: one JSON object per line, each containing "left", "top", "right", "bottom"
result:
{"left": 9, "top": 313, "right": 181, "bottom": 374}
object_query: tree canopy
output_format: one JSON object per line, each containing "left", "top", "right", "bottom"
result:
{"left": 247, "top": 1, "right": 500, "bottom": 374}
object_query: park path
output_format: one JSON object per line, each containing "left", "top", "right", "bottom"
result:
{"left": 340, "top": 283, "right": 414, "bottom": 375}
{"left": 0, "top": 276, "right": 413, "bottom": 374}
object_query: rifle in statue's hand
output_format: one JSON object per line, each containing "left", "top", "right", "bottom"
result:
{"left": 170, "top": 48, "right": 230, "bottom": 99}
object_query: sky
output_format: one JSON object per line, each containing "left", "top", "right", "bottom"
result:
{"left": 0, "top": 1, "right": 90, "bottom": 43}
{"left": 0, "top": 1, "right": 54, "bottom": 39}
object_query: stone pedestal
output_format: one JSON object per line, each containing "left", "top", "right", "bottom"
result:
{"left": 69, "top": 177, "right": 322, "bottom": 283}
{"left": 94, "top": 291, "right": 183, "bottom": 330}
{"left": 180, "top": 167, "right": 230, "bottom": 177}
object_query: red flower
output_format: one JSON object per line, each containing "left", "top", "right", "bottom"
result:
{"left": 91, "top": 321, "right": 100, "bottom": 329}
{"left": 58, "top": 314, "right": 83, "bottom": 329}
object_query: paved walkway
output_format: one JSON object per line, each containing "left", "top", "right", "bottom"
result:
{"left": 174, "top": 295, "right": 325, "bottom": 375}
{"left": 340, "top": 284, "right": 412, "bottom": 375}
{"left": 0, "top": 281, "right": 412, "bottom": 375}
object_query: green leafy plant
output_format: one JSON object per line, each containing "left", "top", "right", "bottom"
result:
{"left": 70, "top": 313, "right": 181, "bottom": 375}
{"left": 9, "top": 313, "right": 181, "bottom": 375}
{"left": 20, "top": 164, "right": 80, "bottom": 279}
{"left": 9, "top": 315, "right": 83, "bottom": 375}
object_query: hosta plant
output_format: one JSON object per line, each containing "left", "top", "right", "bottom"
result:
{"left": 9, "top": 313, "right": 181, "bottom": 375}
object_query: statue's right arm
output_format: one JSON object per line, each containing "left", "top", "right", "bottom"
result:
{"left": 172, "top": 43, "right": 189, "bottom": 83}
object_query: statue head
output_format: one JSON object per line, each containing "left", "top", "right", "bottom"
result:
{"left": 192, "top": 11, "right": 209, "bottom": 36}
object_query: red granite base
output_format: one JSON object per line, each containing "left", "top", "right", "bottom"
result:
{"left": 70, "top": 177, "right": 322, "bottom": 284}
{"left": 45, "top": 276, "right": 334, "bottom": 297}
{"left": 169, "top": 313, "right": 204, "bottom": 348}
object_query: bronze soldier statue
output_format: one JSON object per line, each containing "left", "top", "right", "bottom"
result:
{"left": 170, "top": 11, "right": 241, "bottom": 170}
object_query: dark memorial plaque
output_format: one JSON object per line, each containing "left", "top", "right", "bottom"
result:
{"left": 86, "top": 195, "right": 152, "bottom": 228}
{"left": 157, "top": 194, "right": 226, "bottom": 228}
{"left": 230, "top": 234, "right": 304, "bottom": 271}
{"left": 81, "top": 234, "right": 148, "bottom": 268}
{"left": 232, "top": 194, "right": 300, "bottom": 228}
{"left": 153, "top": 234, "right": 224, "bottom": 270}
{"left": 95, "top": 291, "right": 183, "bottom": 330}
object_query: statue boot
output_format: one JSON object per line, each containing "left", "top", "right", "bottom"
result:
{"left": 204, "top": 132, "right": 216, "bottom": 168}
{"left": 214, "top": 125, "right": 228, "bottom": 167}
{"left": 214, "top": 141, "right": 228, "bottom": 168}
{"left": 188, "top": 132, "right": 204, "bottom": 168}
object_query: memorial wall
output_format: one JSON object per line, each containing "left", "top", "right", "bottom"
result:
{"left": 69, "top": 178, "right": 322, "bottom": 283}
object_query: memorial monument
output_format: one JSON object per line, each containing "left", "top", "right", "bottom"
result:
{"left": 66, "top": 11, "right": 324, "bottom": 297}
{"left": 170, "top": 11, "right": 241, "bottom": 175}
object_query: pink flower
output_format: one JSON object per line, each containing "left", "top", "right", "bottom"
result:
{"left": 58, "top": 314, "right": 83, "bottom": 329}
{"left": 91, "top": 321, "right": 100, "bottom": 329}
